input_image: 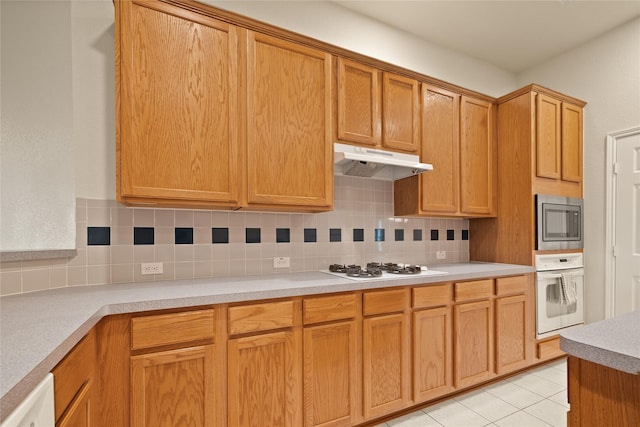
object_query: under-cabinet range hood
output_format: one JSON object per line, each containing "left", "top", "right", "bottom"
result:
{"left": 334, "top": 143, "right": 433, "bottom": 180}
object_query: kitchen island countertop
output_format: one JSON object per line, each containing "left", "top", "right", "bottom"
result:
{"left": 560, "top": 310, "right": 640, "bottom": 375}
{"left": 0, "top": 261, "right": 533, "bottom": 419}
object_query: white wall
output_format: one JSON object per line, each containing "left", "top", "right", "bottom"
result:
{"left": 1, "top": 1, "right": 76, "bottom": 252}
{"left": 517, "top": 17, "right": 640, "bottom": 323}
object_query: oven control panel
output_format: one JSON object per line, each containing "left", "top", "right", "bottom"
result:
{"left": 535, "top": 253, "right": 584, "bottom": 271}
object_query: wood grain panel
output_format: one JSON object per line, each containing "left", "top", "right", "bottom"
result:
{"left": 246, "top": 31, "right": 333, "bottom": 210}
{"left": 495, "top": 295, "right": 528, "bottom": 374}
{"left": 413, "top": 307, "right": 454, "bottom": 403}
{"left": 412, "top": 283, "right": 452, "bottom": 309}
{"left": 337, "top": 58, "right": 381, "bottom": 146}
{"left": 363, "top": 288, "right": 408, "bottom": 316}
{"left": 561, "top": 102, "right": 583, "bottom": 183}
{"left": 53, "top": 330, "right": 96, "bottom": 424}
{"left": 131, "top": 309, "right": 215, "bottom": 350}
{"left": 228, "top": 300, "right": 295, "bottom": 335}
{"left": 496, "top": 275, "right": 528, "bottom": 296}
{"left": 382, "top": 73, "right": 420, "bottom": 153}
{"left": 454, "top": 279, "right": 493, "bottom": 302}
{"left": 96, "top": 315, "right": 130, "bottom": 427}
{"left": 57, "top": 379, "right": 93, "bottom": 427}
{"left": 131, "top": 345, "right": 215, "bottom": 427}
{"left": 469, "top": 91, "right": 535, "bottom": 265}
{"left": 567, "top": 357, "right": 640, "bottom": 427}
{"left": 118, "top": 1, "right": 240, "bottom": 205}
{"left": 420, "top": 84, "right": 460, "bottom": 214}
{"left": 303, "top": 293, "right": 358, "bottom": 325}
{"left": 454, "top": 300, "right": 494, "bottom": 388}
{"left": 460, "top": 96, "right": 495, "bottom": 215}
{"left": 303, "top": 321, "right": 358, "bottom": 427}
{"left": 535, "top": 93, "right": 562, "bottom": 180}
{"left": 362, "top": 313, "right": 410, "bottom": 420}
{"left": 537, "top": 336, "right": 564, "bottom": 360}
{"left": 228, "top": 330, "right": 302, "bottom": 427}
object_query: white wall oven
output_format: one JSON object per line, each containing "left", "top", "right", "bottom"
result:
{"left": 536, "top": 194, "right": 584, "bottom": 251}
{"left": 535, "top": 253, "right": 584, "bottom": 338}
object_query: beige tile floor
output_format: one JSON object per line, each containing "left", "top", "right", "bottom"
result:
{"left": 375, "top": 358, "right": 569, "bottom": 427}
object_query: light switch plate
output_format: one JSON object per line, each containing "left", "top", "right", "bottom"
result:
{"left": 436, "top": 251, "right": 446, "bottom": 260}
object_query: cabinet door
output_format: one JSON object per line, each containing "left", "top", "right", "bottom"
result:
{"left": 420, "top": 85, "right": 460, "bottom": 214}
{"left": 228, "top": 330, "right": 302, "bottom": 427}
{"left": 131, "top": 345, "right": 216, "bottom": 427}
{"left": 495, "top": 294, "right": 528, "bottom": 375}
{"left": 413, "top": 307, "right": 453, "bottom": 403}
{"left": 382, "top": 73, "right": 420, "bottom": 153}
{"left": 337, "top": 58, "right": 381, "bottom": 146}
{"left": 57, "top": 380, "right": 93, "bottom": 427}
{"left": 454, "top": 300, "right": 493, "bottom": 388}
{"left": 535, "top": 93, "right": 562, "bottom": 180}
{"left": 118, "top": 1, "right": 240, "bottom": 205}
{"left": 460, "top": 96, "right": 495, "bottom": 216}
{"left": 561, "top": 102, "right": 583, "bottom": 183}
{"left": 304, "top": 321, "right": 358, "bottom": 427}
{"left": 362, "top": 313, "right": 410, "bottom": 420}
{"left": 246, "top": 32, "right": 333, "bottom": 210}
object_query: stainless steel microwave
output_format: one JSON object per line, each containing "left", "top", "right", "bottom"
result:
{"left": 536, "top": 194, "right": 584, "bottom": 250}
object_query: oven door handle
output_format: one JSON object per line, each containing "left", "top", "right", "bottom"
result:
{"left": 537, "top": 271, "right": 584, "bottom": 280}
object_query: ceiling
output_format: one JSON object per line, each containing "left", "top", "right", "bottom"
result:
{"left": 333, "top": 1, "right": 640, "bottom": 73}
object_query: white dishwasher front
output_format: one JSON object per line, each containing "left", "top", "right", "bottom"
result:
{"left": 1, "top": 373, "right": 54, "bottom": 427}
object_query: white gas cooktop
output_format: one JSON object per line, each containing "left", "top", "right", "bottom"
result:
{"left": 321, "top": 266, "right": 448, "bottom": 282}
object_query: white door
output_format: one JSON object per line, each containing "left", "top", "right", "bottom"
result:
{"left": 611, "top": 127, "right": 640, "bottom": 316}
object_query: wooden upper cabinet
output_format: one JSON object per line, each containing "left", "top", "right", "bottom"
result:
{"left": 535, "top": 93, "right": 583, "bottom": 185}
{"left": 536, "top": 93, "right": 562, "bottom": 180}
{"left": 336, "top": 58, "right": 419, "bottom": 154}
{"left": 382, "top": 73, "right": 420, "bottom": 153}
{"left": 117, "top": 0, "right": 240, "bottom": 207}
{"left": 460, "top": 96, "right": 495, "bottom": 216}
{"left": 337, "top": 58, "right": 381, "bottom": 146}
{"left": 561, "top": 102, "right": 583, "bottom": 183}
{"left": 246, "top": 32, "right": 333, "bottom": 211}
{"left": 419, "top": 84, "right": 460, "bottom": 214}
{"left": 394, "top": 89, "right": 495, "bottom": 218}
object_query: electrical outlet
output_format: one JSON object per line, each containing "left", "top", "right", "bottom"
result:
{"left": 141, "top": 262, "right": 163, "bottom": 275}
{"left": 436, "top": 251, "right": 446, "bottom": 260}
{"left": 273, "top": 257, "right": 290, "bottom": 269}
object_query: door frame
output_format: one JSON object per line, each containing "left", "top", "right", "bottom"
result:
{"left": 604, "top": 126, "right": 640, "bottom": 319}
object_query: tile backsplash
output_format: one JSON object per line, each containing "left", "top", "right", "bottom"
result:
{"left": 0, "top": 176, "right": 469, "bottom": 295}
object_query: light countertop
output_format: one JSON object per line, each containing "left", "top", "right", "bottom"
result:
{"left": 560, "top": 310, "right": 640, "bottom": 375}
{"left": 0, "top": 262, "right": 533, "bottom": 419}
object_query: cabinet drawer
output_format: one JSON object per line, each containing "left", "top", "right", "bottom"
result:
{"left": 52, "top": 330, "right": 95, "bottom": 422}
{"left": 537, "top": 337, "right": 564, "bottom": 359}
{"left": 413, "top": 283, "right": 451, "bottom": 309}
{"left": 454, "top": 279, "right": 494, "bottom": 302}
{"left": 496, "top": 275, "right": 528, "bottom": 296}
{"left": 304, "top": 293, "right": 358, "bottom": 324}
{"left": 363, "top": 289, "right": 407, "bottom": 316}
{"left": 131, "top": 309, "right": 215, "bottom": 350}
{"left": 229, "top": 300, "right": 295, "bottom": 335}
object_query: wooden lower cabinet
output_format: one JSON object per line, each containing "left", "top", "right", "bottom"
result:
{"left": 131, "top": 345, "right": 216, "bottom": 427}
{"left": 495, "top": 294, "right": 529, "bottom": 374}
{"left": 413, "top": 307, "right": 454, "bottom": 403}
{"left": 567, "top": 356, "right": 640, "bottom": 427}
{"left": 227, "top": 330, "right": 302, "bottom": 427}
{"left": 362, "top": 313, "right": 410, "bottom": 420}
{"left": 454, "top": 300, "right": 494, "bottom": 388}
{"left": 86, "top": 276, "right": 540, "bottom": 427}
{"left": 52, "top": 329, "right": 97, "bottom": 427}
{"left": 56, "top": 380, "right": 93, "bottom": 427}
{"left": 303, "top": 321, "right": 359, "bottom": 427}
